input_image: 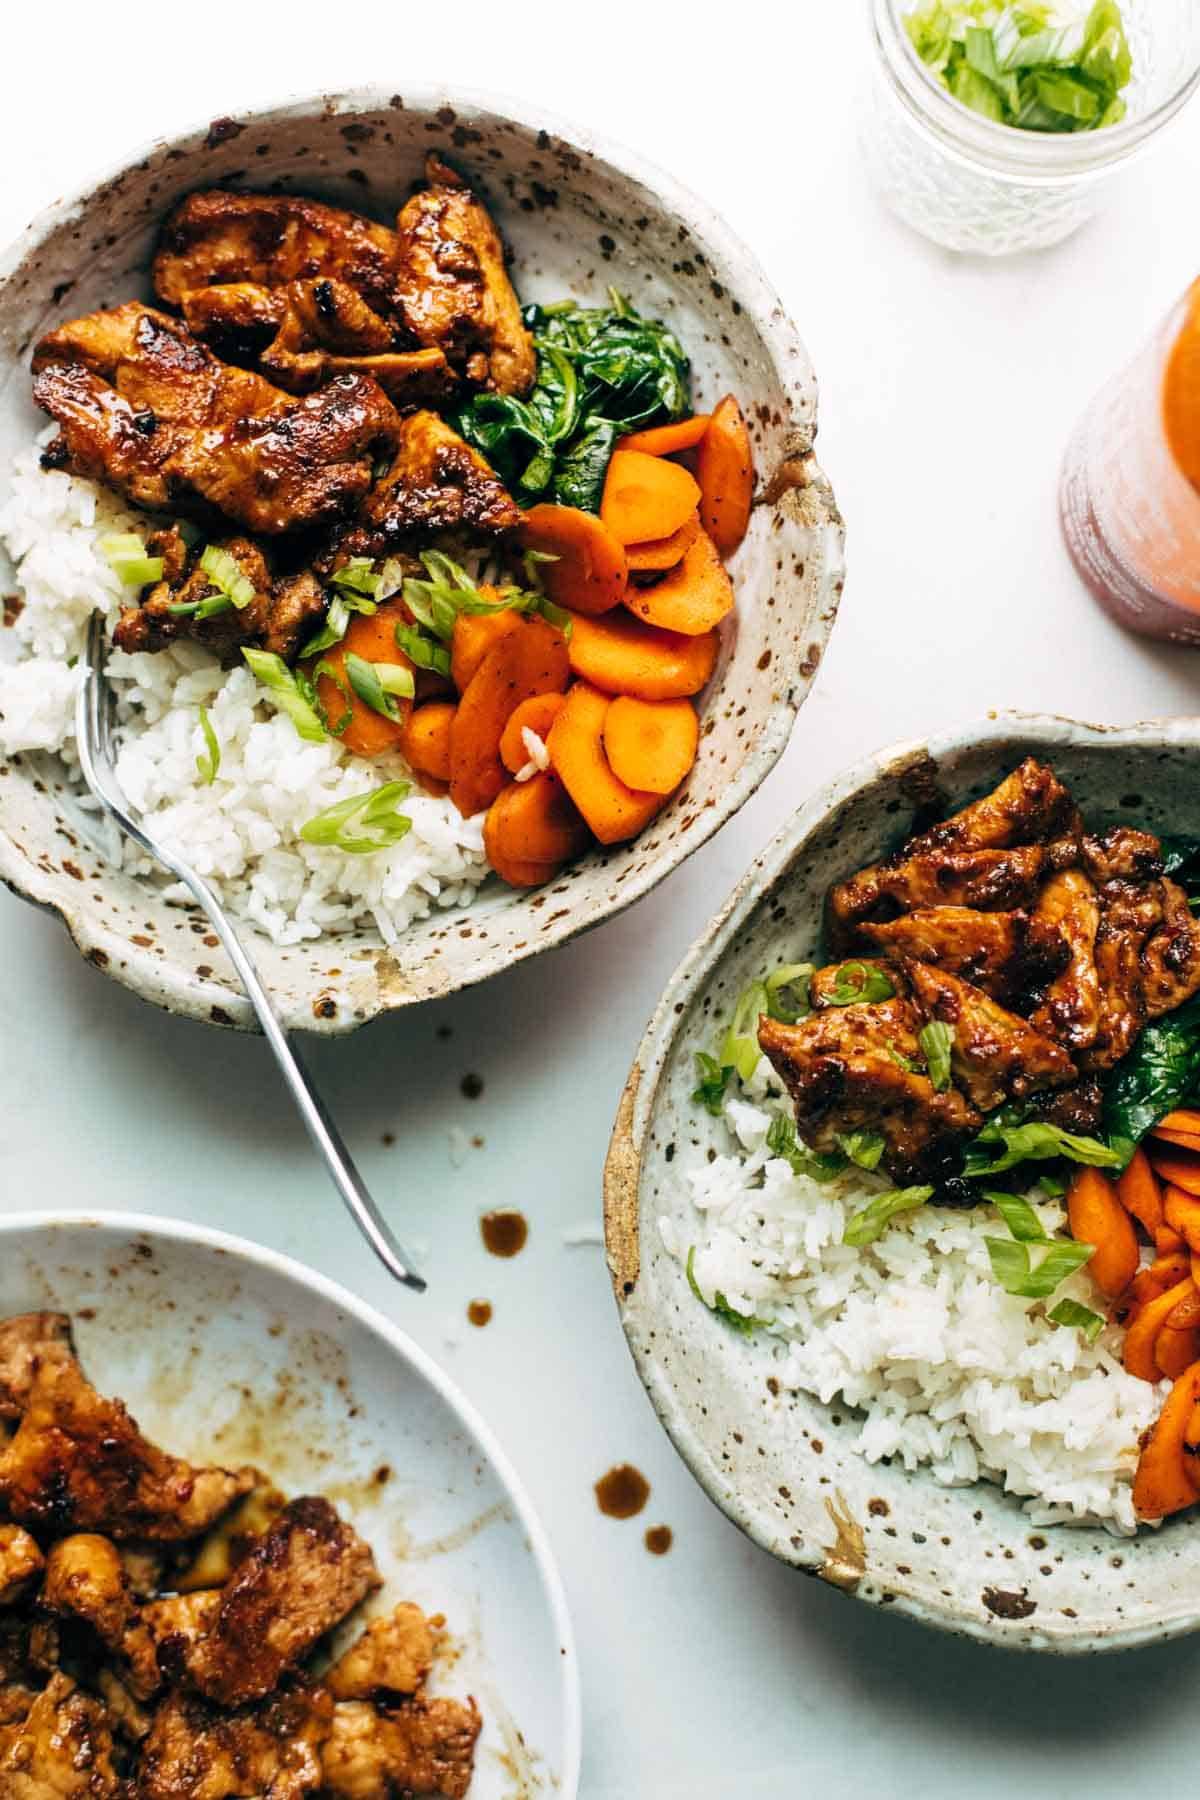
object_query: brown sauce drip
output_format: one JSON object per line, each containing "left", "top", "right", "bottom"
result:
{"left": 644, "top": 1525, "right": 673, "bottom": 1556}
{"left": 480, "top": 1210, "right": 527, "bottom": 1258}
{"left": 595, "top": 1464, "right": 649, "bottom": 1520}
{"left": 467, "top": 1300, "right": 492, "bottom": 1328}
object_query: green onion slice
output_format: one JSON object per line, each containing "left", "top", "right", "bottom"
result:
{"left": 241, "top": 648, "right": 327, "bottom": 744}
{"left": 720, "top": 980, "right": 769, "bottom": 1083}
{"left": 195, "top": 707, "right": 220, "bottom": 785}
{"left": 199, "top": 544, "right": 256, "bottom": 610}
{"left": 919, "top": 1020, "right": 954, "bottom": 1092}
{"left": 764, "top": 962, "right": 813, "bottom": 1025}
{"left": 1048, "top": 1298, "right": 1106, "bottom": 1344}
{"left": 167, "top": 594, "right": 235, "bottom": 620}
{"left": 300, "top": 781, "right": 414, "bottom": 856}
{"left": 301, "top": 597, "right": 351, "bottom": 660}
{"left": 822, "top": 961, "right": 896, "bottom": 1006}
{"left": 344, "top": 654, "right": 415, "bottom": 722}
{"left": 685, "top": 1246, "right": 760, "bottom": 1336}
{"left": 765, "top": 1115, "right": 846, "bottom": 1182}
{"left": 843, "top": 1186, "right": 935, "bottom": 1249}
{"left": 835, "top": 1130, "right": 886, "bottom": 1172}
{"left": 692, "top": 1051, "right": 732, "bottom": 1117}
{"left": 984, "top": 1236, "right": 1094, "bottom": 1300}
{"left": 98, "top": 532, "right": 164, "bottom": 590}
{"left": 983, "top": 1189, "right": 1050, "bottom": 1245}
{"left": 395, "top": 622, "right": 453, "bottom": 680}
{"left": 310, "top": 659, "right": 353, "bottom": 737}
{"left": 329, "top": 557, "right": 382, "bottom": 604}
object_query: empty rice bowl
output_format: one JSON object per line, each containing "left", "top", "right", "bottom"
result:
{"left": 665, "top": 1064, "right": 1163, "bottom": 1537}
{"left": 0, "top": 445, "right": 490, "bottom": 947}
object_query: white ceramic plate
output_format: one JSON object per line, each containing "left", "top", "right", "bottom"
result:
{"left": 0, "top": 1211, "right": 581, "bottom": 1795}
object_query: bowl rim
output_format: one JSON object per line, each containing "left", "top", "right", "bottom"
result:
{"left": 0, "top": 82, "right": 845, "bottom": 1035}
{"left": 605, "top": 706, "right": 1200, "bottom": 1654}
{"left": 0, "top": 1206, "right": 583, "bottom": 1773}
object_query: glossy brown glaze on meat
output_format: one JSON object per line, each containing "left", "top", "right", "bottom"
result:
{"left": 0, "top": 1318, "right": 481, "bottom": 1798}
{"left": 765, "top": 760, "right": 1200, "bottom": 1185}
{"left": 113, "top": 528, "right": 326, "bottom": 663}
{"left": 339, "top": 407, "right": 522, "bottom": 554}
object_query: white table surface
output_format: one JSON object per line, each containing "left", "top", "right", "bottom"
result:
{"left": 3, "top": 6, "right": 1200, "bottom": 1795}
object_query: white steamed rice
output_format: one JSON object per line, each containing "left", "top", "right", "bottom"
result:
{"left": 0, "top": 439, "right": 491, "bottom": 945}
{"left": 663, "top": 1055, "right": 1166, "bottom": 1534}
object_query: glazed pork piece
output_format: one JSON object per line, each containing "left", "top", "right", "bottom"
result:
{"left": 112, "top": 526, "right": 327, "bottom": 662}
{"left": 0, "top": 1314, "right": 481, "bottom": 1797}
{"left": 763, "top": 760, "right": 1200, "bottom": 1184}
{"left": 32, "top": 302, "right": 404, "bottom": 536}
{"left": 154, "top": 161, "right": 535, "bottom": 402}
{"left": 334, "top": 407, "right": 522, "bottom": 557}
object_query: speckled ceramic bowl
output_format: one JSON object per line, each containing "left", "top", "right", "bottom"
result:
{"left": 605, "top": 711, "right": 1200, "bottom": 1653}
{"left": 0, "top": 88, "right": 843, "bottom": 1033}
{"left": 0, "top": 1211, "right": 580, "bottom": 1794}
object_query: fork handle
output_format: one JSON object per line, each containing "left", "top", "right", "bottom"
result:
{"left": 175, "top": 869, "right": 426, "bottom": 1293}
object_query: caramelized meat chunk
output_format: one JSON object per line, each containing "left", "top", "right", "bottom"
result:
{"left": 904, "top": 759, "right": 1080, "bottom": 857}
{"left": 341, "top": 408, "right": 521, "bottom": 553}
{"left": 0, "top": 1672, "right": 119, "bottom": 1799}
{"left": 326, "top": 1604, "right": 437, "bottom": 1702}
{"left": 114, "top": 531, "right": 326, "bottom": 663}
{"left": 0, "top": 1527, "right": 43, "bottom": 1607}
{"left": 904, "top": 960, "right": 1077, "bottom": 1114}
{"left": 164, "top": 1498, "right": 378, "bottom": 1707}
{"left": 33, "top": 304, "right": 402, "bottom": 535}
{"left": 394, "top": 155, "right": 535, "bottom": 396}
{"left": 1081, "top": 876, "right": 1163, "bottom": 1071}
{"left": 1028, "top": 869, "right": 1103, "bottom": 1053}
{"left": 0, "top": 1354, "right": 253, "bottom": 1542}
{"left": 138, "top": 1683, "right": 332, "bottom": 1800}
{"left": 154, "top": 190, "right": 400, "bottom": 319}
{"left": 322, "top": 1694, "right": 482, "bottom": 1800}
{"left": 1142, "top": 876, "right": 1200, "bottom": 1019}
{"left": 1081, "top": 826, "right": 1164, "bottom": 885}
{"left": 758, "top": 1000, "right": 981, "bottom": 1182}
{"left": 828, "top": 845, "right": 1053, "bottom": 952}
{"left": 0, "top": 1312, "right": 74, "bottom": 1422}
{"left": 858, "top": 906, "right": 1068, "bottom": 1002}
{"left": 1033, "top": 1077, "right": 1105, "bottom": 1138}
{"left": 42, "top": 1535, "right": 134, "bottom": 1647}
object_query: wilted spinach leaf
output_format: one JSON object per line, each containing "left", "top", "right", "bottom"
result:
{"left": 455, "top": 289, "right": 690, "bottom": 513}
{"left": 1103, "top": 996, "right": 1200, "bottom": 1166}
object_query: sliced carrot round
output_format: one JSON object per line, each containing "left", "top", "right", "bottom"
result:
{"left": 696, "top": 394, "right": 753, "bottom": 557}
{"left": 1159, "top": 1325, "right": 1200, "bottom": 1379}
{"left": 1066, "top": 1167, "right": 1138, "bottom": 1298}
{"left": 398, "top": 700, "right": 456, "bottom": 784}
{"left": 449, "top": 604, "right": 522, "bottom": 694}
{"left": 484, "top": 770, "right": 590, "bottom": 870}
{"left": 566, "top": 608, "right": 719, "bottom": 701}
{"left": 623, "top": 528, "right": 734, "bottom": 636}
{"left": 617, "top": 415, "right": 711, "bottom": 456}
{"left": 626, "top": 513, "right": 701, "bottom": 573}
{"left": 601, "top": 449, "right": 701, "bottom": 547}
{"left": 1134, "top": 1360, "right": 1200, "bottom": 1518}
{"left": 1124, "top": 1277, "right": 1194, "bottom": 1382}
{"left": 499, "top": 693, "right": 567, "bottom": 775}
{"left": 448, "top": 616, "right": 570, "bottom": 819}
{"left": 602, "top": 695, "right": 699, "bottom": 796}
{"left": 546, "top": 683, "right": 664, "bottom": 846}
{"left": 1116, "top": 1146, "right": 1163, "bottom": 1238}
{"left": 520, "top": 503, "right": 628, "bottom": 617}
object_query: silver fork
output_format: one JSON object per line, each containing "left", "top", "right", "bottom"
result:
{"left": 75, "top": 613, "right": 426, "bottom": 1293}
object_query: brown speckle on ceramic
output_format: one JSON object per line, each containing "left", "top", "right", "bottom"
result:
{"left": 604, "top": 711, "right": 1200, "bottom": 1653}
{"left": 0, "top": 89, "right": 843, "bottom": 1033}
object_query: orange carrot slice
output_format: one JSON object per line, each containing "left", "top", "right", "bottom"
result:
{"left": 521, "top": 504, "right": 628, "bottom": 617}
{"left": 499, "top": 693, "right": 567, "bottom": 775}
{"left": 1160, "top": 1109, "right": 1200, "bottom": 1136}
{"left": 483, "top": 771, "right": 590, "bottom": 877}
{"left": 1116, "top": 1147, "right": 1163, "bottom": 1238}
{"left": 626, "top": 513, "right": 701, "bottom": 574}
{"left": 1134, "top": 1361, "right": 1200, "bottom": 1517}
{"left": 1158, "top": 1325, "right": 1200, "bottom": 1380}
{"left": 1153, "top": 1128, "right": 1200, "bottom": 1153}
{"left": 1129, "top": 1255, "right": 1190, "bottom": 1308}
{"left": 449, "top": 616, "right": 570, "bottom": 819}
{"left": 623, "top": 529, "right": 735, "bottom": 637}
{"left": 1157, "top": 1226, "right": 1187, "bottom": 1256}
{"left": 602, "top": 695, "right": 699, "bottom": 797}
{"left": 1169, "top": 1284, "right": 1200, "bottom": 1330}
{"left": 1165, "top": 1186, "right": 1200, "bottom": 1253}
{"left": 546, "top": 683, "right": 665, "bottom": 846}
{"left": 398, "top": 700, "right": 456, "bottom": 784}
{"left": 309, "top": 599, "right": 412, "bottom": 759}
{"left": 618, "top": 415, "right": 711, "bottom": 456}
{"left": 566, "top": 608, "right": 719, "bottom": 701}
{"left": 696, "top": 394, "right": 753, "bottom": 556}
{"left": 601, "top": 449, "right": 701, "bottom": 547}
{"left": 1149, "top": 1149, "right": 1200, "bottom": 1196}
{"left": 1125, "top": 1278, "right": 1194, "bottom": 1381}
{"left": 449, "top": 606, "right": 523, "bottom": 694}
{"left": 1066, "top": 1167, "right": 1138, "bottom": 1298}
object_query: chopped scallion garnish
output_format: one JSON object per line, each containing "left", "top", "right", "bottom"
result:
{"left": 822, "top": 961, "right": 896, "bottom": 1007}
{"left": 199, "top": 543, "right": 256, "bottom": 610}
{"left": 344, "top": 654, "right": 414, "bottom": 722}
{"left": 919, "top": 1020, "right": 954, "bottom": 1092}
{"left": 300, "top": 781, "right": 414, "bottom": 855}
{"left": 843, "top": 1186, "right": 935, "bottom": 1248}
{"left": 195, "top": 707, "right": 220, "bottom": 785}
{"left": 835, "top": 1130, "right": 886, "bottom": 1172}
{"left": 1047, "top": 1298, "right": 1106, "bottom": 1344}
{"left": 685, "top": 1246, "right": 761, "bottom": 1336}
{"left": 99, "top": 531, "right": 164, "bottom": 590}
{"left": 241, "top": 648, "right": 327, "bottom": 744}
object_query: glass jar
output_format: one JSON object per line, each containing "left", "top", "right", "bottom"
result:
{"left": 1060, "top": 282, "right": 1200, "bottom": 644}
{"left": 861, "top": 0, "right": 1200, "bottom": 255}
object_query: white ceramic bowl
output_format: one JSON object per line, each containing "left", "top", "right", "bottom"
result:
{"left": 0, "top": 87, "right": 844, "bottom": 1033}
{"left": 605, "top": 711, "right": 1200, "bottom": 1653}
{"left": 0, "top": 1211, "right": 580, "bottom": 1793}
